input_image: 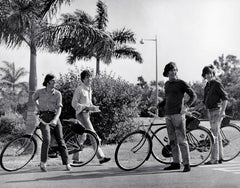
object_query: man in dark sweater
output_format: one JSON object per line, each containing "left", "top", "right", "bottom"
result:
{"left": 202, "top": 65, "right": 228, "bottom": 165}
{"left": 162, "top": 62, "right": 196, "bottom": 172}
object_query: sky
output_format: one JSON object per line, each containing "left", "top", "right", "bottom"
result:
{"left": 1, "top": 0, "right": 240, "bottom": 88}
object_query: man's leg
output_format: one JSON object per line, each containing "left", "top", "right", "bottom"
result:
{"left": 164, "top": 115, "right": 181, "bottom": 170}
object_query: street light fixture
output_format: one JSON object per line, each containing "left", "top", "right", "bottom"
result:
{"left": 140, "top": 35, "right": 159, "bottom": 116}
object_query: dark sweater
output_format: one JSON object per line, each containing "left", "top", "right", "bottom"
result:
{"left": 164, "top": 79, "right": 196, "bottom": 115}
{"left": 203, "top": 80, "right": 228, "bottom": 109}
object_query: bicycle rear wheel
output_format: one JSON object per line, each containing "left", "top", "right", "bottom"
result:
{"left": 221, "top": 123, "right": 240, "bottom": 162}
{"left": 0, "top": 135, "right": 37, "bottom": 171}
{"left": 66, "top": 130, "right": 99, "bottom": 167}
{"left": 152, "top": 125, "right": 213, "bottom": 167}
{"left": 151, "top": 126, "right": 172, "bottom": 164}
{"left": 115, "top": 130, "right": 152, "bottom": 171}
{"left": 187, "top": 126, "right": 213, "bottom": 167}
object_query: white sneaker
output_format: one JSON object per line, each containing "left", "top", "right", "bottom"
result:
{"left": 66, "top": 164, "right": 72, "bottom": 171}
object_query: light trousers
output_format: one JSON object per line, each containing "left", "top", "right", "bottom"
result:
{"left": 208, "top": 109, "right": 223, "bottom": 161}
{"left": 165, "top": 114, "right": 190, "bottom": 165}
{"left": 72, "top": 112, "right": 105, "bottom": 160}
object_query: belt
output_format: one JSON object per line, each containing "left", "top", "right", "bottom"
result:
{"left": 39, "top": 111, "right": 55, "bottom": 114}
{"left": 208, "top": 107, "right": 220, "bottom": 112}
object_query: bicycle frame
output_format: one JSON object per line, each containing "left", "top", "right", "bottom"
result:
{"left": 136, "top": 115, "right": 167, "bottom": 161}
{"left": 28, "top": 117, "right": 77, "bottom": 153}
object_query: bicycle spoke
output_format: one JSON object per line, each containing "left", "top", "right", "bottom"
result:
{"left": 115, "top": 131, "right": 151, "bottom": 171}
{"left": 221, "top": 123, "right": 240, "bottom": 161}
{"left": 0, "top": 135, "right": 36, "bottom": 171}
{"left": 151, "top": 126, "right": 172, "bottom": 164}
{"left": 187, "top": 126, "right": 213, "bottom": 167}
{"left": 66, "top": 131, "right": 99, "bottom": 167}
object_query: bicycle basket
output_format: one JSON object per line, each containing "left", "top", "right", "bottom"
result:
{"left": 186, "top": 115, "right": 200, "bottom": 131}
{"left": 221, "top": 116, "right": 230, "bottom": 127}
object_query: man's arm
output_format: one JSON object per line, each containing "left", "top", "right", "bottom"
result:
{"left": 183, "top": 81, "right": 197, "bottom": 107}
{"left": 32, "top": 90, "right": 40, "bottom": 110}
{"left": 72, "top": 87, "right": 87, "bottom": 114}
{"left": 51, "top": 91, "right": 63, "bottom": 125}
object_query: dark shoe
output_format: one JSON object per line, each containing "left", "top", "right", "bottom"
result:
{"left": 164, "top": 163, "right": 180, "bottom": 170}
{"left": 99, "top": 157, "right": 111, "bottom": 164}
{"left": 72, "top": 160, "right": 84, "bottom": 164}
{"left": 183, "top": 164, "right": 191, "bottom": 172}
{"left": 218, "top": 159, "right": 223, "bottom": 164}
{"left": 204, "top": 160, "right": 218, "bottom": 165}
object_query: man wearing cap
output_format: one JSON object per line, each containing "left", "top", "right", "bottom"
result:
{"left": 162, "top": 62, "right": 196, "bottom": 172}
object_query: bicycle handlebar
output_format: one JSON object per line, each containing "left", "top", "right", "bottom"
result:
{"left": 147, "top": 111, "right": 159, "bottom": 118}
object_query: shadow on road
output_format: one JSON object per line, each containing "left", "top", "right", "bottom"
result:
{"left": 5, "top": 164, "right": 183, "bottom": 184}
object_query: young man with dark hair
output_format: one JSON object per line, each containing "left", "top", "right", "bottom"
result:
{"left": 162, "top": 62, "right": 196, "bottom": 172}
{"left": 202, "top": 65, "right": 228, "bottom": 165}
{"left": 71, "top": 70, "right": 111, "bottom": 164}
{"left": 32, "top": 74, "right": 71, "bottom": 172}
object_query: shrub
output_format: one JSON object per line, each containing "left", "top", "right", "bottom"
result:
{"left": 91, "top": 72, "right": 141, "bottom": 143}
{"left": 0, "top": 113, "right": 26, "bottom": 143}
{"left": 56, "top": 70, "right": 141, "bottom": 143}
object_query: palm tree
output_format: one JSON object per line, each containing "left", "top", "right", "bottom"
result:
{"left": 0, "top": 61, "right": 28, "bottom": 94}
{"left": 57, "top": 0, "right": 143, "bottom": 75}
{"left": 0, "top": 61, "right": 28, "bottom": 112}
{"left": 0, "top": 0, "right": 113, "bottom": 131}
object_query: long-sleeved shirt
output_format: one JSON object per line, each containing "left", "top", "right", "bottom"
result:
{"left": 71, "top": 82, "right": 93, "bottom": 115}
{"left": 164, "top": 79, "right": 196, "bottom": 115}
{"left": 203, "top": 79, "right": 228, "bottom": 109}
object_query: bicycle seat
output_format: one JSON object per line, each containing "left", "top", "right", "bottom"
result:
{"left": 62, "top": 118, "right": 85, "bottom": 134}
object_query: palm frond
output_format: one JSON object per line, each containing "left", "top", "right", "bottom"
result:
{"left": 111, "top": 28, "right": 136, "bottom": 44}
{"left": 95, "top": 0, "right": 108, "bottom": 30}
{"left": 0, "top": 0, "right": 36, "bottom": 47}
{"left": 36, "top": 7, "right": 113, "bottom": 51}
{"left": 114, "top": 46, "right": 143, "bottom": 63}
{"left": 73, "top": 9, "right": 95, "bottom": 25}
{"left": 33, "top": 0, "right": 72, "bottom": 19}
{"left": 41, "top": 10, "right": 114, "bottom": 62}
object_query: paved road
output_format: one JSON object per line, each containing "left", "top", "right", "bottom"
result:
{"left": 1, "top": 156, "right": 240, "bottom": 188}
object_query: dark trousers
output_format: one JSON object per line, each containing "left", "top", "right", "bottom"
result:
{"left": 39, "top": 113, "right": 69, "bottom": 164}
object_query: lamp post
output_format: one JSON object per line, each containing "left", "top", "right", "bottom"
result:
{"left": 140, "top": 35, "right": 158, "bottom": 116}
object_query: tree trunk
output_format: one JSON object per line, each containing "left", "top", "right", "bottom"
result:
{"left": 26, "top": 44, "right": 37, "bottom": 133}
{"left": 96, "top": 58, "right": 100, "bottom": 75}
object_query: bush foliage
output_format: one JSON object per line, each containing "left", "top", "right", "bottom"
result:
{"left": 56, "top": 70, "right": 142, "bottom": 143}
{"left": 0, "top": 113, "right": 26, "bottom": 143}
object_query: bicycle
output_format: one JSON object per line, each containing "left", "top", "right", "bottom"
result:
{"left": 0, "top": 116, "right": 99, "bottom": 172}
{"left": 115, "top": 111, "right": 213, "bottom": 171}
{"left": 206, "top": 115, "right": 240, "bottom": 162}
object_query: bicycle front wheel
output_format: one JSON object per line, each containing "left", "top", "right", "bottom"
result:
{"left": 221, "top": 123, "right": 240, "bottom": 162}
{"left": 0, "top": 135, "right": 37, "bottom": 172}
{"left": 151, "top": 126, "right": 172, "bottom": 164}
{"left": 187, "top": 126, "right": 213, "bottom": 167}
{"left": 115, "top": 130, "right": 152, "bottom": 171}
{"left": 66, "top": 130, "right": 99, "bottom": 167}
